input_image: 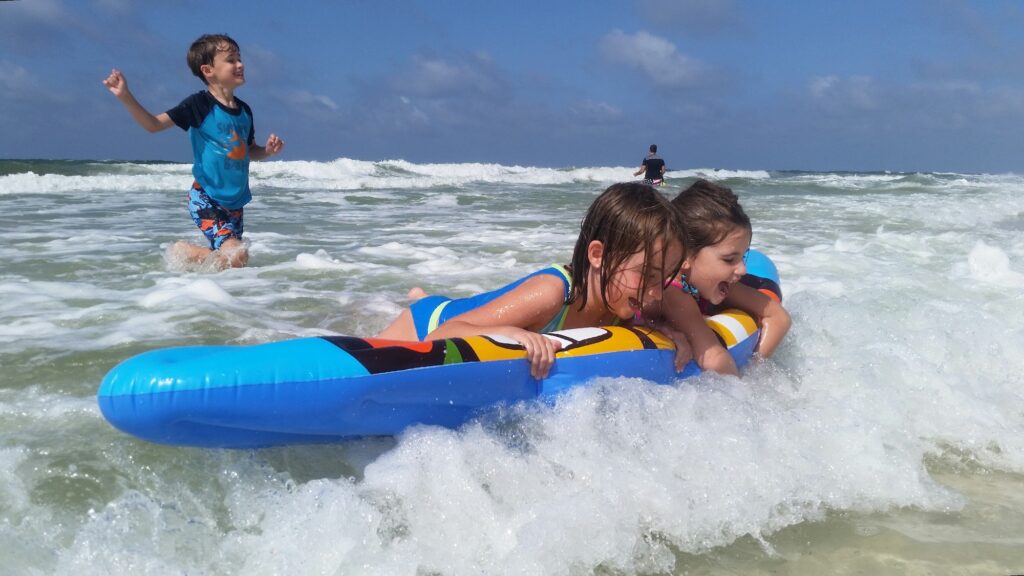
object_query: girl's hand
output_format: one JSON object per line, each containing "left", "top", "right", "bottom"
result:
{"left": 659, "top": 325, "right": 694, "bottom": 371}
{"left": 492, "top": 327, "right": 562, "bottom": 379}
{"left": 640, "top": 320, "right": 693, "bottom": 372}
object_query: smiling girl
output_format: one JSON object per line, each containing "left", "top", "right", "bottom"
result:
{"left": 654, "top": 179, "right": 791, "bottom": 376}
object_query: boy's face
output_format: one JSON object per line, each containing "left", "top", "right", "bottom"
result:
{"left": 203, "top": 44, "right": 245, "bottom": 89}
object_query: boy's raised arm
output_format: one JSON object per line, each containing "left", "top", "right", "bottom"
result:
{"left": 103, "top": 69, "right": 174, "bottom": 133}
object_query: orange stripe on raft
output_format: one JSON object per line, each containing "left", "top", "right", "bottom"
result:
{"left": 759, "top": 288, "right": 781, "bottom": 302}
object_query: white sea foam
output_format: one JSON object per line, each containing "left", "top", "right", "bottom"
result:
{"left": 1, "top": 158, "right": 740, "bottom": 197}
{"left": 294, "top": 250, "right": 364, "bottom": 271}
{"left": 138, "top": 278, "right": 236, "bottom": 308}
{"left": 250, "top": 158, "right": 614, "bottom": 190}
{"left": 673, "top": 167, "right": 772, "bottom": 180}
{"left": 0, "top": 447, "right": 31, "bottom": 511}
{"left": 0, "top": 170, "right": 189, "bottom": 195}
{"left": 961, "top": 241, "right": 1024, "bottom": 287}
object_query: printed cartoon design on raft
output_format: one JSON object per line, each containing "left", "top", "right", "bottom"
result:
{"left": 321, "top": 326, "right": 676, "bottom": 375}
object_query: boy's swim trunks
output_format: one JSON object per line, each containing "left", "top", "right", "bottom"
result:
{"left": 187, "top": 182, "right": 244, "bottom": 250}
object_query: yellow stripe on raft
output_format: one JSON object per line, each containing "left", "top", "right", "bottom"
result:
{"left": 705, "top": 309, "right": 758, "bottom": 346}
{"left": 452, "top": 316, "right": 753, "bottom": 364}
{"left": 461, "top": 336, "right": 531, "bottom": 361}
{"left": 459, "top": 326, "right": 676, "bottom": 362}
{"left": 557, "top": 326, "right": 675, "bottom": 357}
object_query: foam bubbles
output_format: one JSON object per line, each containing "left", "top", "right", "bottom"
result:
{"left": 139, "top": 278, "right": 236, "bottom": 308}
{"left": 295, "top": 250, "right": 363, "bottom": 271}
{"left": 964, "top": 241, "right": 1024, "bottom": 286}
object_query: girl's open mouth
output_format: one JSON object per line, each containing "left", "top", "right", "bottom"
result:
{"left": 714, "top": 281, "right": 731, "bottom": 302}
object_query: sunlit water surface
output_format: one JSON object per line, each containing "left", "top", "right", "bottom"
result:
{"left": 1, "top": 159, "right": 1022, "bottom": 574}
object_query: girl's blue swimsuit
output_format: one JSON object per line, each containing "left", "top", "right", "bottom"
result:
{"left": 409, "top": 265, "right": 572, "bottom": 341}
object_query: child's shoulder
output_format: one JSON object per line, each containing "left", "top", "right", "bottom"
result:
{"left": 169, "top": 90, "right": 214, "bottom": 114}
{"left": 177, "top": 90, "right": 212, "bottom": 104}
{"left": 236, "top": 95, "right": 253, "bottom": 114}
{"left": 167, "top": 91, "right": 217, "bottom": 129}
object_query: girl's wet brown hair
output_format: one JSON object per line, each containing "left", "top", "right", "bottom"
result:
{"left": 670, "top": 179, "right": 751, "bottom": 253}
{"left": 568, "top": 182, "right": 687, "bottom": 313}
{"left": 187, "top": 34, "right": 240, "bottom": 85}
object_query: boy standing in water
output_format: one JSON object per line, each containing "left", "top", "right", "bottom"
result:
{"left": 103, "top": 34, "right": 284, "bottom": 268}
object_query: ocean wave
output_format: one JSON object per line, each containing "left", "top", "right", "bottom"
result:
{"left": 4, "top": 158, "right": 1020, "bottom": 198}
{"left": 0, "top": 158, "right": 782, "bottom": 194}
{"left": 671, "top": 167, "right": 773, "bottom": 180}
{"left": 0, "top": 169, "right": 190, "bottom": 195}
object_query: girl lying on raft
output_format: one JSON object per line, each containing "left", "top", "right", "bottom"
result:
{"left": 377, "top": 182, "right": 687, "bottom": 379}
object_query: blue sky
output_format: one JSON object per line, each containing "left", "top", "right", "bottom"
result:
{"left": 2, "top": 0, "right": 1023, "bottom": 172}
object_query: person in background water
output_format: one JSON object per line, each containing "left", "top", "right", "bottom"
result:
{"left": 103, "top": 34, "right": 284, "bottom": 269}
{"left": 377, "top": 183, "right": 687, "bottom": 380}
{"left": 648, "top": 179, "right": 791, "bottom": 375}
{"left": 633, "top": 144, "right": 667, "bottom": 186}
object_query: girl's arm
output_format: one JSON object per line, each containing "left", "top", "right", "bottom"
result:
{"left": 659, "top": 289, "right": 739, "bottom": 376}
{"left": 723, "top": 283, "right": 791, "bottom": 358}
{"left": 425, "top": 275, "right": 566, "bottom": 379}
{"left": 102, "top": 69, "right": 174, "bottom": 133}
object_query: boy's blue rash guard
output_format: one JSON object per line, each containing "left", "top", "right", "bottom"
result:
{"left": 409, "top": 265, "right": 573, "bottom": 341}
{"left": 167, "top": 91, "right": 256, "bottom": 209}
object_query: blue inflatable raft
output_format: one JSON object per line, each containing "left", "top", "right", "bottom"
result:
{"left": 98, "top": 251, "right": 780, "bottom": 448}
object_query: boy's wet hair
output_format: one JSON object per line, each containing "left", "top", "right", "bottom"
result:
{"left": 569, "top": 182, "right": 687, "bottom": 314}
{"left": 671, "top": 179, "right": 751, "bottom": 253}
{"left": 187, "top": 34, "right": 240, "bottom": 85}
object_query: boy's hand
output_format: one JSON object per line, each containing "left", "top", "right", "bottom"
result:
{"left": 103, "top": 69, "right": 129, "bottom": 99}
{"left": 101, "top": 70, "right": 172, "bottom": 133}
{"left": 264, "top": 134, "right": 284, "bottom": 156}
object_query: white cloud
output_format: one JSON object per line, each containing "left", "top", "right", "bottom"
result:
{"left": 397, "top": 96, "right": 431, "bottom": 127}
{"left": 0, "top": 60, "right": 61, "bottom": 103}
{"left": 7, "top": 0, "right": 72, "bottom": 21}
{"left": 568, "top": 99, "right": 623, "bottom": 122}
{"left": 403, "top": 53, "right": 507, "bottom": 98}
{"left": 801, "top": 72, "right": 1024, "bottom": 136}
{"left": 599, "top": 29, "right": 705, "bottom": 88}
{"left": 287, "top": 90, "right": 338, "bottom": 111}
{"left": 0, "top": 61, "right": 34, "bottom": 92}
{"left": 808, "top": 75, "right": 838, "bottom": 98}
{"left": 0, "top": 0, "right": 77, "bottom": 52}
{"left": 808, "top": 75, "right": 879, "bottom": 112}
